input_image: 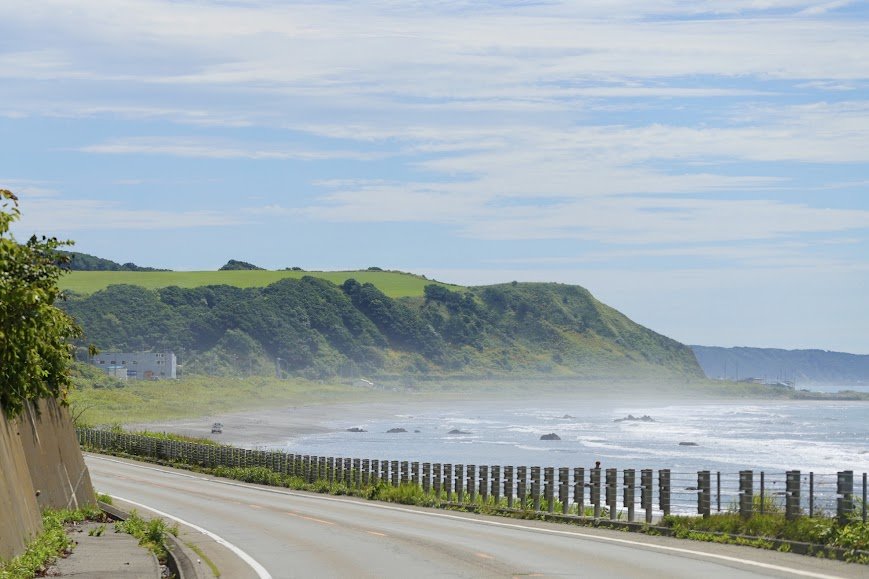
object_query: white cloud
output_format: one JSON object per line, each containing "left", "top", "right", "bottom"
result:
{"left": 78, "top": 137, "right": 388, "bottom": 161}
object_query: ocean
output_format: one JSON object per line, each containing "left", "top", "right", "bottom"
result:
{"left": 274, "top": 396, "right": 869, "bottom": 476}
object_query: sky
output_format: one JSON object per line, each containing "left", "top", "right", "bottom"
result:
{"left": 2, "top": 1, "right": 869, "bottom": 354}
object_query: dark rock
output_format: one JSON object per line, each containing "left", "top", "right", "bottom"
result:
{"left": 345, "top": 427, "right": 366, "bottom": 433}
{"left": 614, "top": 414, "right": 655, "bottom": 422}
{"left": 386, "top": 428, "right": 407, "bottom": 433}
{"left": 678, "top": 441, "right": 698, "bottom": 446}
{"left": 561, "top": 414, "right": 575, "bottom": 419}
{"left": 540, "top": 433, "right": 561, "bottom": 441}
{"left": 447, "top": 429, "right": 471, "bottom": 435}
{"left": 414, "top": 429, "right": 421, "bottom": 433}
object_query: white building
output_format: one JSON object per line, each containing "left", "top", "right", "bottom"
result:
{"left": 91, "top": 352, "right": 177, "bottom": 380}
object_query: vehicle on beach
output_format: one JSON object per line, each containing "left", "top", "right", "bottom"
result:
{"left": 211, "top": 422, "right": 223, "bottom": 434}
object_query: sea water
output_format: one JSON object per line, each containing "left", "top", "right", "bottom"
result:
{"left": 275, "top": 398, "right": 869, "bottom": 476}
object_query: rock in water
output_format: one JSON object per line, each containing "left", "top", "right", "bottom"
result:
{"left": 386, "top": 427, "right": 407, "bottom": 433}
{"left": 678, "top": 441, "right": 698, "bottom": 446}
{"left": 540, "top": 433, "right": 561, "bottom": 441}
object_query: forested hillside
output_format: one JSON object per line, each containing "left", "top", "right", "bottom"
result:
{"left": 61, "top": 277, "right": 703, "bottom": 381}
{"left": 58, "top": 250, "right": 169, "bottom": 272}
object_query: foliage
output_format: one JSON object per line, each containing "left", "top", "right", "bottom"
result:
{"left": 58, "top": 250, "right": 169, "bottom": 272}
{"left": 219, "top": 259, "right": 264, "bottom": 271}
{"left": 0, "top": 506, "right": 106, "bottom": 578}
{"left": 662, "top": 513, "right": 869, "bottom": 563}
{"left": 0, "top": 190, "right": 81, "bottom": 417}
{"left": 115, "top": 510, "right": 178, "bottom": 562}
{"left": 62, "top": 274, "right": 703, "bottom": 382}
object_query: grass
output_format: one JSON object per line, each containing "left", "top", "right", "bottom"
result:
{"left": 69, "top": 373, "right": 391, "bottom": 426}
{"left": 115, "top": 510, "right": 178, "bottom": 563}
{"left": 185, "top": 541, "right": 221, "bottom": 577}
{"left": 0, "top": 505, "right": 107, "bottom": 579}
{"left": 662, "top": 513, "right": 869, "bottom": 563}
{"left": 59, "top": 269, "right": 461, "bottom": 298}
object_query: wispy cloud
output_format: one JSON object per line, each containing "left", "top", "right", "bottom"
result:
{"left": 13, "top": 195, "right": 247, "bottom": 233}
{"left": 78, "top": 137, "right": 388, "bottom": 161}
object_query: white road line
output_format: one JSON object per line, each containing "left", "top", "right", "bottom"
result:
{"left": 89, "top": 455, "right": 845, "bottom": 579}
{"left": 109, "top": 494, "right": 272, "bottom": 579}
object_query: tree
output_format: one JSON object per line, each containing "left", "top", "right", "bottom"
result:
{"left": 0, "top": 189, "right": 81, "bottom": 417}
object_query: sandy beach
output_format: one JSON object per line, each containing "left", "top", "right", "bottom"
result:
{"left": 130, "top": 396, "right": 495, "bottom": 448}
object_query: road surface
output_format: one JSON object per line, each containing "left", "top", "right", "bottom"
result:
{"left": 86, "top": 454, "right": 867, "bottom": 579}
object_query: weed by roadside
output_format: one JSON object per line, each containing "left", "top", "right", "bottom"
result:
{"left": 114, "top": 510, "right": 179, "bottom": 563}
{"left": 0, "top": 506, "right": 107, "bottom": 579}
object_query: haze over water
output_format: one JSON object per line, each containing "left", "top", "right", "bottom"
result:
{"left": 275, "top": 397, "right": 869, "bottom": 476}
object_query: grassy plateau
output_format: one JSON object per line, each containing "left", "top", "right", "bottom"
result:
{"left": 59, "top": 269, "right": 458, "bottom": 297}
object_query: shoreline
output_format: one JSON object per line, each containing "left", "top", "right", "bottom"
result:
{"left": 128, "top": 390, "right": 869, "bottom": 452}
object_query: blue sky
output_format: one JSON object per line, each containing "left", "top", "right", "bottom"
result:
{"left": 2, "top": 1, "right": 869, "bottom": 354}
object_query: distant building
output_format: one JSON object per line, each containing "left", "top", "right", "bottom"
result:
{"left": 106, "top": 365, "right": 128, "bottom": 381}
{"left": 91, "top": 352, "right": 177, "bottom": 380}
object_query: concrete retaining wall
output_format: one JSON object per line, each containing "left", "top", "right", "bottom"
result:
{"left": 0, "top": 398, "right": 95, "bottom": 561}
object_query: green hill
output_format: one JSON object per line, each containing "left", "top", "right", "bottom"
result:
{"left": 60, "top": 275, "right": 703, "bottom": 382}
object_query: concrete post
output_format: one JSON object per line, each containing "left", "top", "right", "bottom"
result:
{"left": 641, "top": 469, "right": 653, "bottom": 523}
{"left": 391, "top": 460, "right": 399, "bottom": 487}
{"left": 544, "top": 467, "right": 555, "bottom": 513}
{"left": 531, "top": 467, "right": 541, "bottom": 512}
{"left": 480, "top": 465, "right": 489, "bottom": 504}
{"left": 423, "top": 463, "right": 431, "bottom": 493}
{"left": 353, "top": 458, "right": 361, "bottom": 488}
{"left": 606, "top": 468, "right": 618, "bottom": 520}
{"left": 697, "top": 471, "right": 711, "bottom": 518}
{"left": 401, "top": 461, "right": 409, "bottom": 486}
{"left": 371, "top": 459, "right": 380, "bottom": 484}
{"left": 505, "top": 466, "right": 515, "bottom": 508}
{"left": 559, "top": 467, "right": 569, "bottom": 515}
{"left": 319, "top": 456, "right": 327, "bottom": 482}
{"left": 492, "top": 465, "right": 501, "bottom": 505}
{"left": 785, "top": 470, "right": 800, "bottom": 521}
{"left": 443, "top": 464, "right": 452, "bottom": 500}
{"left": 456, "top": 464, "right": 465, "bottom": 502}
{"left": 659, "top": 469, "right": 671, "bottom": 517}
{"left": 837, "top": 470, "right": 854, "bottom": 525}
{"left": 465, "top": 464, "right": 473, "bottom": 503}
{"left": 382, "top": 460, "right": 390, "bottom": 486}
{"left": 433, "top": 463, "right": 442, "bottom": 496}
{"left": 574, "top": 467, "right": 585, "bottom": 517}
{"left": 517, "top": 466, "right": 527, "bottom": 508}
{"left": 760, "top": 471, "right": 766, "bottom": 516}
{"left": 863, "top": 472, "right": 869, "bottom": 525}
{"left": 624, "top": 469, "right": 636, "bottom": 522}
{"left": 739, "top": 470, "right": 753, "bottom": 519}
{"left": 591, "top": 467, "right": 602, "bottom": 518}
{"left": 412, "top": 462, "right": 420, "bottom": 487}
{"left": 362, "top": 459, "right": 370, "bottom": 487}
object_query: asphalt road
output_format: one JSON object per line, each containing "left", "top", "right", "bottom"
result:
{"left": 85, "top": 455, "right": 867, "bottom": 579}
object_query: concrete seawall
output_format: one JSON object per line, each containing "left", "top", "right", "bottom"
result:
{"left": 0, "top": 398, "right": 95, "bottom": 561}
